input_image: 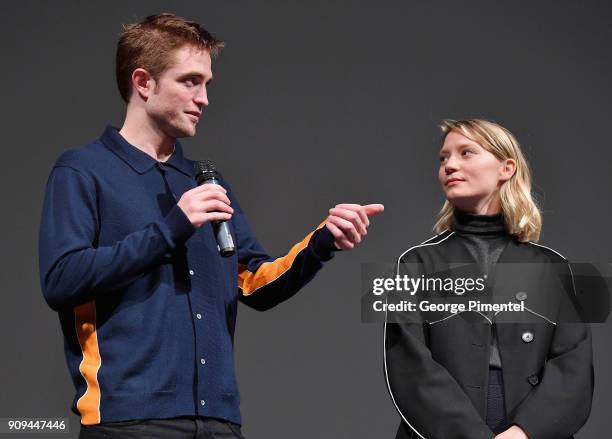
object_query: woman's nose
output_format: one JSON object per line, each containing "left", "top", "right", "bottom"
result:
{"left": 444, "top": 156, "right": 459, "bottom": 174}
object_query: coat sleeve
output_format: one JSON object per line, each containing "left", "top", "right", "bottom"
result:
{"left": 228, "top": 185, "right": 338, "bottom": 311}
{"left": 511, "top": 259, "right": 594, "bottom": 439}
{"left": 38, "top": 165, "right": 195, "bottom": 311}
{"left": 384, "top": 250, "right": 495, "bottom": 439}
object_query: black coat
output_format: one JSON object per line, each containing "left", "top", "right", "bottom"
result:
{"left": 385, "top": 230, "right": 593, "bottom": 439}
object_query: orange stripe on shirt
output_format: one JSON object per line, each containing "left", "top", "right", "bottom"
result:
{"left": 74, "top": 301, "right": 102, "bottom": 425}
{"left": 238, "top": 221, "right": 327, "bottom": 296}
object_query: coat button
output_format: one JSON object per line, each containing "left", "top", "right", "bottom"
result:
{"left": 515, "top": 291, "right": 528, "bottom": 301}
{"left": 527, "top": 374, "right": 539, "bottom": 386}
{"left": 522, "top": 331, "right": 534, "bottom": 343}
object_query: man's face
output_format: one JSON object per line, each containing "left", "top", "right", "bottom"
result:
{"left": 146, "top": 45, "right": 212, "bottom": 138}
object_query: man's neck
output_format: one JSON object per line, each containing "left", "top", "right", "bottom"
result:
{"left": 119, "top": 109, "right": 175, "bottom": 162}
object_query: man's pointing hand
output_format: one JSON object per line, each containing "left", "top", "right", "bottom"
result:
{"left": 325, "top": 203, "right": 384, "bottom": 250}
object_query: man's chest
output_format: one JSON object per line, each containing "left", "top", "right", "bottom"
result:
{"left": 95, "top": 167, "right": 195, "bottom": 238}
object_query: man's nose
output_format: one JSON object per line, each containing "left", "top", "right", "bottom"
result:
{"left": 194, "top": 87, "right": 209, "bottom": 107}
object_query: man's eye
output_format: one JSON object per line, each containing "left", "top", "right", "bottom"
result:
{"left": 439, "top": 156, "right": 447, "bottom": 163}
{"left": 184, "top": 77, "right": 201, "bottom": 87}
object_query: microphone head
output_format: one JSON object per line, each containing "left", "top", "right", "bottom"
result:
{"left": 194, "top": 160, "right": 218, "bottom": 184}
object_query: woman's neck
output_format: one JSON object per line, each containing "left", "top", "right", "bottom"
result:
{"left": 452, "top": 194, "right": 501, "bottom": 215}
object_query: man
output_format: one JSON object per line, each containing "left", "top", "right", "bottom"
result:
{"left": 38, "top": 13, "right": 383, "bottom": 439}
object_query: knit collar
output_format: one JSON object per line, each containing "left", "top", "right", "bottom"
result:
{"left": 452, "top": 209, "right": 507, "bottom": 235}
{"left": 100, "top": 125, "right": 194, "bottom": 177}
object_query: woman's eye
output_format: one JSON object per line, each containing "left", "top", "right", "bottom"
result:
{"left": 462, "top": 149, "right": 474, "bottom": 156}
{"left": 439, "top": 156, "right": 447, "bottom": 163}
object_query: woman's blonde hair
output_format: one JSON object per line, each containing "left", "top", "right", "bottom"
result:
{"left": 434, "top": 118, "right": 542, "bottom": 242}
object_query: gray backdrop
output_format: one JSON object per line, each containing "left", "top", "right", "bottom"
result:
{"left": 1, "top": 1, "right": 610, "bottom": 438}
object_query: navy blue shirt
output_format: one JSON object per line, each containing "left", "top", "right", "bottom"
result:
{"left": 38, "top": 126, "right": 336, "bottom": 425}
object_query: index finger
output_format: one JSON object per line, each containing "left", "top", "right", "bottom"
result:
{"left": 194, "top": 184, "right": 227, "bottom": 194}
{"left": 334, "top": 203, "right": 370, "bottom": 227}
{"left": 364, "top": 204, "right": 384, "bottom": 216}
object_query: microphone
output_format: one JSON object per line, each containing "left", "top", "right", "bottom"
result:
{"left": 193, "top": 160, "right": 236, "bottom": 257}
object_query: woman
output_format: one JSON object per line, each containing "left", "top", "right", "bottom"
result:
{"left": 384, "top": 119, "right": 593, "bottom": 439}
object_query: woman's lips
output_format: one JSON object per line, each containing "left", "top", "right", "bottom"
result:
{"left": 446, "top": 179, "right": 464, "bottom": 186}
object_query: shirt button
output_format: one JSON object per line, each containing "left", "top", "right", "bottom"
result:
{"left": 196, "top": 313, "right": 202, "bottom": 320}
{"left": 189, "top": 269, "right": 195, "bottom": 276}
{"left": 522, "top": 331, "right": 534, "bottom": 343}
{"left": 200, "top": 400, "right": 206, "bottom": 406}
{"left": 200, "top": 358, "right": 206, "bottom": 365}
{"left": 515, "top": 291, "right": 528, "bottom": 301}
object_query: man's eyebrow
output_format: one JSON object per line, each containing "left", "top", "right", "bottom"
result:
{"left": 178, "top": 72, "right": 213, "bottom": 82}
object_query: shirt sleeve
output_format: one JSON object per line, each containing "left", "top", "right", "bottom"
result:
{"left": 227, "top": 184, "right": 338, "bottom": 311}
{"left": 38, "top": 165, "right": 195, "bottom": 311}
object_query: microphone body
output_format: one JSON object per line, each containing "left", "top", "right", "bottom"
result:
{"left": 193, "top": 161, "right": 236, "bottom": 257}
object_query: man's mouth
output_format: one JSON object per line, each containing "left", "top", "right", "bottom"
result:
{"left": 185, "top": 111, "right": 201, "bottom": 122}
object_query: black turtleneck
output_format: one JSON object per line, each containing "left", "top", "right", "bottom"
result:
{"left": 451, "top": 210, "right": 511, "bottom": 369}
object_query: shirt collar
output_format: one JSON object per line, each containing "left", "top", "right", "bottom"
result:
{"left": 100, "top": 125, "right": 194, "bottom": 177}
{"left": 451, "top": 209, "right": 507, "bottom": 235}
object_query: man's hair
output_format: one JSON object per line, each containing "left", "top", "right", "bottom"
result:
{"left": 116, "top": 12, "right": 225, "bottom": 103}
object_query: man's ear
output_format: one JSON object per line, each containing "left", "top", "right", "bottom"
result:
{"left": 500, "top": 158, "right": 517, "bottom": 182}
{"left": 131, "top": 68, "right": 154, "bottom": 101}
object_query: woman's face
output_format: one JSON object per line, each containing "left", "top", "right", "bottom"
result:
{"left": 438, "top": 130, "right": 515, "bottom": 214}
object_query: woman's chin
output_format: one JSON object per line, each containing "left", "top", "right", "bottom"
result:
{"left": 445, "top": 195, "right": 479, "bottom": 212}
